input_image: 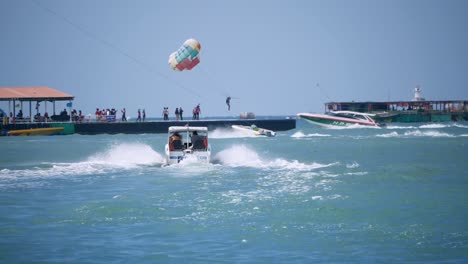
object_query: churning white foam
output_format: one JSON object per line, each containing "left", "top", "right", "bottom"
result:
{"left": 419, "top": 124, "right": 448, "bottom": 129}
{"left": 385, "top": 125, "right": 416, "bottom": 129}
{"left": 87, "top": 143, "right": 164, "bottom": 168}
{"left": 376, "top": 132, "right": 399, "bottom": 138}
{"left": 454, "top": 123, "right": 468, "bottom": 128}
{"left": 291, "top": 131, "right": 331, "bottom": 138}
{"left": 403, "top": 130, "right": 454, "bottom": 137}
{"left": 377, "top": 130, "right": 456, "bottom": 138}
{"left": 214, "top": 145, "right": 262, "bottom": 167}
{"left": 346, "top": 162, "right": 360, "bottom": 169}
{"left": 214, "top": 144, "right": 337, "bottom": 171}
{"left": 0, "top": 143, "right": 165, "bottom": 180}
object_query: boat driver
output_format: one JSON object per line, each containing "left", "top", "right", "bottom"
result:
{"left": 189, "top": 131, "right": 204, "bottom": 150}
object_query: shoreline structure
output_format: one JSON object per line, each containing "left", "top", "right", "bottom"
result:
{"left": 324, "top": 87, "right": 467, "bottom": 123}
{"left": 1, "top": 86, "right": 467, "bottom": 135}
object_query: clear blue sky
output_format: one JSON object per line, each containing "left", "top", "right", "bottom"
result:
{"left": 1, "top": 0, "right": 467, "bottom": 117}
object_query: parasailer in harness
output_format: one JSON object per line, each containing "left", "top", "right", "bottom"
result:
{"left": 226, "top": 96, "right": 231, "bottom": 111}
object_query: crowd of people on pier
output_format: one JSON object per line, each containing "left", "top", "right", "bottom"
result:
{"left": 2, "top": 108, "right": 86, "bottom": 124}
{"left": 93, "top": 104, "right": 203, "bottom": 123}
{"left": 3, "top": 103, "right": 205, "bottom": 124}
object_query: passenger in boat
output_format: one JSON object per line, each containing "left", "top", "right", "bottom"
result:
{"left": 169, "top": 132, "right": 183, "bottom": 151}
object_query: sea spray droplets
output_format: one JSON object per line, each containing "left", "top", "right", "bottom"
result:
{"left": 386, "top": 125, "right": 417, "bottom": 129}
{"left": 346, "top": 162, "right": 360, "bottom": 169}
{"left": 376, "top": 132, "right": 399, "bottom": 138}
{"left": 0, "top": 143, "right": 165, "bottom": 183}
{"left": 214, "top": 144, "right": 338, "bottom": 171}
{"left": 454, "top": 123, "right": 468, "bottom": 128}
{"left": 214, "top": 145, "right": 262, "bottom": 167}
{"left": 88, "top": 143, "right": 165, "bottom": 168}
{"left": 377, "top": 130, "right": 456, "bottom": 138}
{"left": 266, "top": 159, "right": 338, "bottom": 171}
{"left": 419, "top": 124, "right": 448, "bottom": 129}
{"left": 403, "top": 130, "right": 454, "bottom": 138}
{"left": 291, "top": 131, "right": 331, "bottom": 138}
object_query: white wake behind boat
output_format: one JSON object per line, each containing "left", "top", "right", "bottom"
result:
{"left": 231, "top": 124, "right": 276, "bottom": 137}
{"left": 164, "top": 126, "right": 211, "bottom": 165}
{"left": 297, "top": 111, "right": 384, "bottom": 128}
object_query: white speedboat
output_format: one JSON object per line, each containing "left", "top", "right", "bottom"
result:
{"left": 297, "top": 111, "right": 384, "bottom": 127}
{"left": 164, "top": 126, "right": 211, "bottom": 165}
{"left": 231, "top": 124, "right": 276, "bottom": 137}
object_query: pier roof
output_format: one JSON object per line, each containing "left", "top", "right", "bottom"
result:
{"left": 0, "top": 87, "right": 74, "bottom": 101}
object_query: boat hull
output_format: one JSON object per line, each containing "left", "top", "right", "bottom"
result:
{"left": 231, "top": 125, "right": 276, "bottom": 137}
{"left": 7, "top": 127, "right": 64, "bottom": 136}
{"left": 297, "top": 113, "right": 380, "bottom": 127}
{"left": 164, "top": 144, "right": 211, "bottom": 165}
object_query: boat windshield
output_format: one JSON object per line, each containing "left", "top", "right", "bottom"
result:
{"left": 332, "top": 112, "right": 371, "bottom": 121}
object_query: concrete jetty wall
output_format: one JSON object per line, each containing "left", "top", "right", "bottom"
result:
{"left": 74, "top": 118, "right": 296, "bottom": 135}
{"left": 1, "top": 118, "right": 296, "bottom": 135}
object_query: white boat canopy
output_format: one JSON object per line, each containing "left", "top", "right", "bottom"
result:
{"left": 168, "top": 126, "right": 208, "bottom": 133}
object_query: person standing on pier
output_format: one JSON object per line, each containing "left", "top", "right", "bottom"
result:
{"left": 121, "top": 108, "right": 127, "bottom": 121}
{"left": 163, "top": 107, "right": 169, "bottom": 120}
{"left": 143, "top": 109, "right": 146, "bottom": 122}
{"left": 195, "top": 104, "right": 201, "bottom": 120}
{"left": 137, "top": 109, "right": 141, "bottom": 122}
{"left": 179, "top": 107, "right": 184, "bottom": 120}
{"left": 175, "top": 107, "right": 180, "bottom": 121}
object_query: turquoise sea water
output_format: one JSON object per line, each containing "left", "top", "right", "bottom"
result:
{"left": 1, "top": 119, "right": 467, "bottom": 263}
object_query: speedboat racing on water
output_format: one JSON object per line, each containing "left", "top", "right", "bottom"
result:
{"left": 297, "top": 111, "right": 385, "bottom": 128}
{"left": 164, "top": 126, "right": 211, "bottom": 165}
{"left": 231, "top": 124, "right": 276, "bottom": 137}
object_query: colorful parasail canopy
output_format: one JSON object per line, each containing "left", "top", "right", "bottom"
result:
{"left": 168, "top": 39, "right": 201, "bottom": 71}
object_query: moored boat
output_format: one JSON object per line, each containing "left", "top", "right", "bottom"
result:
{"left": 297, "top": 111, "right": 384, "bottom": 127}
{"left": 6, "top": 127, "right": 64, "bottom": 136}
{"left": 164, "top": 126, "right": 211, "bottom": 165}
{"left": 231, "top": 124, "right": 276, "bottom": 137}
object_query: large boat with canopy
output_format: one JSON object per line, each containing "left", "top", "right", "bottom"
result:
{"left": 297, "top": 111, "right": 384, "bottom": 128}
{"left": 164, "top": 126, "right": 211, "bottom": 165}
